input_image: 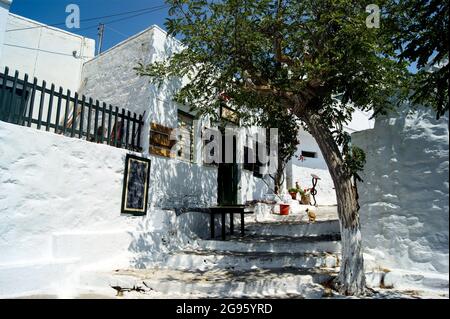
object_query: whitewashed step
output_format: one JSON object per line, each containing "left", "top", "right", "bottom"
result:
{"left": 0, "top": 258, "right": 80, "bottom": 298}
{"left": 197, "top": 234, "right": 341, "bottom": 254}
{"left": 79, "top": 268, "right": 336, "bottom": 299}
{"left": 246, "top": 220, "right": 341, "bottom": 237}
{"left": 151, "top": 250, "right": 339, "bottom": 271}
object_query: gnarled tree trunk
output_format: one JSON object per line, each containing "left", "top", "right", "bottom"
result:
{"left": 302, "top": 112, "right": 366, "bottom": 296}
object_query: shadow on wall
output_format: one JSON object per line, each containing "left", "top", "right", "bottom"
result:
{"left": 126, "top": 153, "right": 218, "bottom": 269}
{"left": 148, "top": 156, "right": 218, "bottom": 210}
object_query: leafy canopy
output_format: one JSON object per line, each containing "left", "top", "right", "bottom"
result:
{"left": 385, "top": 0, "right": 449, "bottom": 119}
{"left": 139, "top": 0, "right": 407, "bottom": 116}
{"left": 136, "top": 0, "right": 445, "bottom": 177}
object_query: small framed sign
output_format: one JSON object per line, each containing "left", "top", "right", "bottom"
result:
{"left": 121, "top": 154, "right": 151, "bottom": 216}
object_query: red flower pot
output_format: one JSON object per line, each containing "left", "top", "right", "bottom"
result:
{"left": 280, "top": 204, "right": 290, "bottom": 215}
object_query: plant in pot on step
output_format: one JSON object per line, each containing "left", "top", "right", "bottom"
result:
{"left": 288, "top": 187, "right": 299, "bottom": 200}
{"left": 288, "top": 181, "right": 302, "bottom": 200}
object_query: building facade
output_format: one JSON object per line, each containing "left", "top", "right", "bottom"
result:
{"left": 0, "top": 12, "right": 95, "bottom": 92}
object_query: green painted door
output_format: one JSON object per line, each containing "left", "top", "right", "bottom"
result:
{"left": 218, "top": 163, "right": 238, "bottom": 205}
{"left": 217, "top": 127, "right": 239, "bottom": 205}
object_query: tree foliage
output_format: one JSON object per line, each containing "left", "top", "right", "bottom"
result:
{"left": 385, "top": 0, "right": 449, "bottom": 119}
{"left": 137, "top": 0, "right": 413, "bottom": 180}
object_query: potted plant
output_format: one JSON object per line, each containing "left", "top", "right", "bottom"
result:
{"left": 299, "top": 188, "right": 311, "bottom": 205}
{"left": 288, "top": 182, "right": 302, "bottom": 200}
{"left": 288, "top": 187, "right": 299, "bottom": 200}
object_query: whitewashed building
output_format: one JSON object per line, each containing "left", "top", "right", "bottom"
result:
{"left": 6, "top": 8, "right": 444, "bottom": 299}
{"left": 78, "top": 25, "right": 274, "bottom": 208}
{"left": 0, "top": 11, "right": 95, "bottom": 91}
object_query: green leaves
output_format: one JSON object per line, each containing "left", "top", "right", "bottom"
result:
{"left": 136, "top": 0, "right": 447, "bottom": 180}
{"left": 383, "top": 0, "right": 449, "bottom": 118}
{"left": 345, "top": 145, "right": 366, "bottom": 182}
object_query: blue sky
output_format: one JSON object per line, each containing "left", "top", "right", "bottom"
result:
{"left": 9, "top": 0, "right": 171, "bottom": 51}
{"left": 9, "top": 0, "right": 419, "bottom": 73}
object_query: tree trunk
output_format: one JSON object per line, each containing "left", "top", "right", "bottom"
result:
{"left": 302, "top": 112, "right": 366, "bottom": 296}
{"left": 273, "top": 157, "right": 285, "bottom": 195}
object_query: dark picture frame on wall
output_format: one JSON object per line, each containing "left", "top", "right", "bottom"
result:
{"left": 121, "top": 154, "right": 151, "bottom": 216}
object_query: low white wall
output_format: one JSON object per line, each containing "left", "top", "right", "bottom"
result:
{"left": 0, "top": 121, "right": 132, "bottom": 264}
{"left": 0, "top": 121, "right": 212, "bottom": 297}
{"left": 352, "top": 106, "right": 449, "bottom": 277}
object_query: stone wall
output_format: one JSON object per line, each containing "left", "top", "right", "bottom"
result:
{"left": 352, "top": 106, "right": 449, "bottom": 277}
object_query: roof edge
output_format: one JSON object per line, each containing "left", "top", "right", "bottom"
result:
{"left": 84, "top": 24, "right": 182, "bottom": 65}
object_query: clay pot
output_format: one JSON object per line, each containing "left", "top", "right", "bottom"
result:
{"left": 289, "top": 192, "right": 297, "bottom": 200}
{"left": 280, "top": 204, "right": 290, "bottom": 215}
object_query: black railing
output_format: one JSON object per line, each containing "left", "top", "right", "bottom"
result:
{"left": 0, "top": 67, "right": 144, "bottom": 152}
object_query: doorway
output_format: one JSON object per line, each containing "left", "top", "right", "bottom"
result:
{"left": 217, "top": 127, "right": 238, "bottom": 205}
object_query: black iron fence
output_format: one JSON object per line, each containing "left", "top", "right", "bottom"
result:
{"left": 0, "top": 67, "right": 144, "bottom": 152}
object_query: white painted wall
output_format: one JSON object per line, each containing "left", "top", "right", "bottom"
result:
{"left": 0, "top": 120, "right": 216, "bottom": 297}
{"left": 0, "top": 0, "right": 12, "bottom": 61}
{"left": 0, "top": 13, "right": 95, "bottom": 92}
{"left": 287, "top": 109, "right": 375, "bottom": 205}
{"left": 352, "top": 106, "right": 449, "bottom": 277}
{"left": 287, "top": 128, "right": 336, "bottom": 205}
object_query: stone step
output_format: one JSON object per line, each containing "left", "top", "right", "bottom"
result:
{"left": 0, "top": 258, "right": 80, "bottom": 298}
{"left": 196, "top": 234, "right": 341, "bottom": 254}
{"left": 246, "top": 220, "right": 341, "bottom": 237}
{"left": 148, "top": 250, "right": 339, "bottom": 271}
{"left": 79, "top": 268, "right": 337, "bottom": 299}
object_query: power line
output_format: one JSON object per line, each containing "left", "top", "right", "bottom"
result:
{"left": 6, "top": 4, "right": 169, "bottom": 32}
{"left": 77, "top": 5, "right": 170, "bottom": 32}
{"left": 104, "top": 25, "right": 129, "bottom": 38}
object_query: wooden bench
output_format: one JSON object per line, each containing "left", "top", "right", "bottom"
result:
{"left": 206, "top": 205, "right": 254, "bottom": 240}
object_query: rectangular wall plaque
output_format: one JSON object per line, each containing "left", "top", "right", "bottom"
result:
{"left": 121, "top": 154, "right": 151, "bottom": 216}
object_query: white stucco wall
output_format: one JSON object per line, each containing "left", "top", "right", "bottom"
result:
{"left": 352, "top": 106, "right": 449, "bottom": 277}
{"left": 0, "top": 120, "right": 216, "bottom": 297}
{"left": 1, "top": 13, "right": 95, "bottom": 92}
{"left": 287, "top": 109, "right": 374, "bottom": 205}
{"left": 287, "top": 129, "right": 336, "bottom": 205}
{"left": 0, "top": 0, "right": 12, "bottom": 61}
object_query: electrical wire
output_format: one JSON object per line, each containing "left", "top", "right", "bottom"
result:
{"left": 6, "top": 4, "right": 170, "bottom": 32}
{"left": 77, "top": 5, "right": 170, "bottom": 32}
{"left": 104, "top": 25, "right": 128, "bottom": 38}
